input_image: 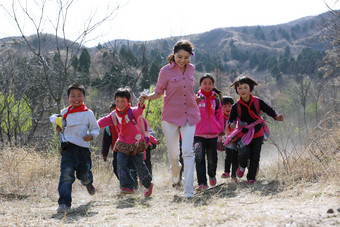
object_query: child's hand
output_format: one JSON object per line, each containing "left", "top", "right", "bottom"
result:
{"left": 275, "top": 114, "right": 284, "bottom": 121}
{"left": 83, "top": 134, "right": 93, "bottom": 141}
{"left": 139, "top": 96, "right": 145, "bottom": 107}
{"left": 229, "top": 123, "right": 236, "bottom": 130}
{"left": 56, "top": 125, "right": 62, "bottom": 132}
{"left": 155, "top": 139, "right": 161, "bottom": 145}
{"left": 195, "top": 95, "right": 202, "bottom": 105}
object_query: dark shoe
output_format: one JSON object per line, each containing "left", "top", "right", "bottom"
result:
{"left": 57, "top": 204, "right": 70, "bottom": 213}
{"left": 86, "top": 183, "right": 96, "bottom": 195}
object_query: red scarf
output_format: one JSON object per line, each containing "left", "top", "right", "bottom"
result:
{"left": 64, "top": 103, "right": 88, "bottom": 120}
{"left": 115, "top": 104, "right": 131, "bottom": 133}
{"left": 238, "top": 94, "right": 261, "bottom": 121}
{"left": 223, "top": 114, "right": 229, "bottom": 121}
{"left": 200, "top": 89, "right": 215, "bottom": 118}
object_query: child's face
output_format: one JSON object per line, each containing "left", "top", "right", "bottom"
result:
{"left": 68, "top": 89, "right": 84, "bottom": 108}
{"left": 222, "top": 103, "right": 232, "bottom": 116}
{"left": 237, "top": 83, "right": 251, "bottom": 101}
{"left": 200, "top": 78, "right": 214, "bottom": 93}
{"left": 174, "top": 50, "right": 190, "bottom": 70}
{"left": 115, "top": 97, "right": 130, "bottom": 111}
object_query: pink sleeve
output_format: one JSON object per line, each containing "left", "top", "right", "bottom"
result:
{"left": 97, "top": 114, "right": 114, "bottom": 128}
{"left": 154, "top": 69, "right": 167, "bottom": 95}
{"left": 132, "top": 105, "right": 144, "bottom": 119}
{"left": 150, "top": 136, "right": 157, "bottom": 144}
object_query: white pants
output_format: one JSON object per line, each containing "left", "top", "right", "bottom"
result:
{"left": 162, "top": 121, "right": 196, "bottom": 197}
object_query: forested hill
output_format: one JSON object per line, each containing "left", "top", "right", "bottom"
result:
{"left": 84, "top": 11, "right": 330, "bottom": 93}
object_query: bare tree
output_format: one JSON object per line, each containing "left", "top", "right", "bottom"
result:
{"left": 1, "top": 0, "right": 122, "bottom": 112}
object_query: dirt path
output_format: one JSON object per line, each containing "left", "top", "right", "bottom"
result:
{"left": 1, "top": 168, "right": 339, "bottom": 227}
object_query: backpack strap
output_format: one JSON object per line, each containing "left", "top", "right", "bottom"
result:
{"left": 215, "top": 97, "right": 220, "bottom": 113}
{"left": 253, "top": 96, "right": 261, "bottom": 116}
{"left": 127, "top": 108, "right": 137, "bottom": 125}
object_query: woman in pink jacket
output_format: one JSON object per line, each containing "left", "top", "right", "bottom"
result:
{"left": 140, "top": 40, "right": 200, "bottom": 198}
{"left": 194, "top": 74, "right": 224, "bottom": 191}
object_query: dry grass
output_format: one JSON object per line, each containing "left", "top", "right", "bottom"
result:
{"left": 0, "top": 113, "right": 339, "bottom": 226}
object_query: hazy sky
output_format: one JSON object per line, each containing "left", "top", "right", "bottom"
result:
{"left": 0, "top": 0, "right": 339, "bottom": 47}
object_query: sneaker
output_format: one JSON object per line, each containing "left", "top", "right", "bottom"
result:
{"left": 172, "top": 174, "right": 180, "bottom": 187}
{"left": 221, "top": 172, "right": 230, "bottom": 178}
{"left": 195, "top": 184, "right": 208, "bottom": 191}
{"left": 144, "top": 183, "right": 153, "bottom": 197}
{"left": 209, "top": 177, "right": 217, "bottom": 186}
{"left": 86, "top": 183, "right": 96, "bottom": 195}
{"left": 248, "top": 180, "right": 256, "bottom": 185}
{"left": 231, "top": 177, "right": 239, "bottom": 183}
{"left": 236, "top": 166, "right": 245, "bottom": 178}
{"left": 120, "top": 187, "right": 135, "bottom": 194}
{"left": 57, "top": 204, "right": 70, "bottom": 213}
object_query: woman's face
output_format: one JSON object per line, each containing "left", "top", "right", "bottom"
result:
{"left": 174, "top": 49, "right": 191, "bottom": 70}
{"left": 237, "top": 83, "right": 251, "bottom": 101}
{"left": 200, "top": 78, "right": 214, "bottom": 92}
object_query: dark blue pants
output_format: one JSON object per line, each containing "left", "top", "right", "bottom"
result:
{"left": 113, "top": 151, "right": 138, "bottom": 188}
{"left": 224, "top": 148, "right": 239, "bottom": 178}
{"left": 117, "top": 152, "right": 152, "bottom": 189}
{"left": 58, "top": 143, "right": 93, "bottom": 207}
{"left": 238, "top": 137, "right": 263, "bottom": 181}
{"left": 194, "top": 136, "right": 218, "bottom": 185}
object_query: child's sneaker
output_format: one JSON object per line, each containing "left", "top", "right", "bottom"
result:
{"left": 195, "top": 184, "right": 208, "bottom": 191}
{"left": 120, "top": 187, "right": 135, "bottom": 194}
{"left": 231, "top": 177, "right": 239, "bottom": 183}
{"left": 144, "top": 183, "right": 153, "bottom": 197}
{"left": 57, "top": 204, "right": 70, "bottom": 213}
{"left": 248, "top": 180, "right": 256, "bottom": 185}
{"left": 209, "top": 177, "right": 217, "bottom": 186}
{"left": 221, "top": 172, "right": 230, "bottom": 178}
{"left": 86, "top": 183, "right": 96, "bottom": 195}
{"left": 236, "top": 166, "right": 245, "bottom": 178}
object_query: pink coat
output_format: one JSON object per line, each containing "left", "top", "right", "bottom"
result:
{"left": 194, "top": 90, "right": 224, "bottom": 138}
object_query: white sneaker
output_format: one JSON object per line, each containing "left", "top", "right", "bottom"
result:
{"left": 172, "top": 175, "right": 180, "bottom": 187}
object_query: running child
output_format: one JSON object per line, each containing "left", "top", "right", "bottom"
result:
{"left": 218, "top": 96, "right": 239, "bottom": 182}
{"left": 97, "top": 88, "right": 153, "bottom": 197}
{"left": 194, "top": 74, "right": 224, "bottom": 191}
{"left": 56, "top": 83, "right": 100, "bottom": 212}
{"left": 225, "top": 75, "right": 283, "bottom": 184}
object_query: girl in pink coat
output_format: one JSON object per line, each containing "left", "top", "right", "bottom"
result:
{"left": 194, "top": 74, "right": 224, "bottom": 191}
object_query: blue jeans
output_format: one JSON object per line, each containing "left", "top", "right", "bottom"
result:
{"left": 58, "top": 143, "right": 93, "bottom": 207}
{"left": 117, "top": 152, "right": 152, "bottom": 189}
{"left": 194, "top": 136, "right": 218, "bottom": 185}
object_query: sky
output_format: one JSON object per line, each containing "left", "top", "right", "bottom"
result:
{"left": 0, "top": 0, "right": 339, "bottom": 47}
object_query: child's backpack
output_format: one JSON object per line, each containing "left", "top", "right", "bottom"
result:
{"left": 237, "top": 97, "right": 270, "bottom": 140}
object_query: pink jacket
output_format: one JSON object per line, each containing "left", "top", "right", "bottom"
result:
{"left": 97, "top": 105, "right": 144, "bottom": 144}
{"left": 195, "top": 90, "right": 224, "bottom": 138}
